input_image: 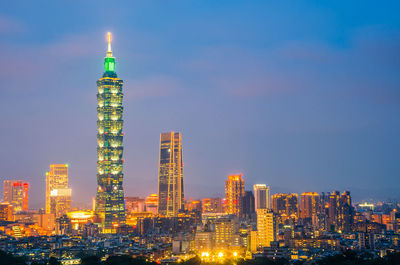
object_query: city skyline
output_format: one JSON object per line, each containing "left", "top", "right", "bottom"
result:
{"left": 1, "top": 1, "right": 400, "bottom": 207}
{"left": 0, "top": 2, "right": 400, "bottom": 263}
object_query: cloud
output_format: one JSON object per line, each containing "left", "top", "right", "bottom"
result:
{"left": 181, "top": 45, "right": 308, "bottom": 97}
{"left": 213, "top": 68, "right": 299, "bottom": 98}
{"left": 0, "top": 33, "right": 101, "bottom": 94}
{"left": 181, "top": 26, "right": 400, "bottom": 103}
{"left": 0, "top": 15, "right": 25, "bottom": 33}
{"left": 46, "top": 34, "right": 101, "bottom": 57}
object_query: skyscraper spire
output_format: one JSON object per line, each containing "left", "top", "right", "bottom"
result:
{"left": 104, "top": 32, "right": 116, "bottom": 75}
{"left": 106, "top": 32, "right": 112, "bottom": 57}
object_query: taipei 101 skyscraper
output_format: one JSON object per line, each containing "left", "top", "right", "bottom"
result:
{"left": 95, "top": 33, "right": 126, "bottom": 233}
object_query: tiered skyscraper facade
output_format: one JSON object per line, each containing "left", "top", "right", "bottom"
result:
{"left": 158, "top": 132, "right": 184, "bottom": 217}
{"left": 95, "top": 33, "right": 126, "bottom": 233}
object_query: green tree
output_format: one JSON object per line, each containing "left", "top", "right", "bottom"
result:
{"left": 0, "top": 250, "right": 27, "bottom": 265}
{"left": 384, "top": 252, "right": 400, "bottom": 265}
{"left": 181, "top": 256, "right": 201, "bottom": 265}
{"left": 104, "top": 255, "right": 160, "bottom": 265}
{"left": 48, "top": 257, "right": 62, "bottom": 265}
{"left": 81, "top": 255, "right": 102, "bottom": 265}
{"left": 104, "top": 255, "right": 137, "bottom": 265}
{"left": 238, "top": 257, "right": 289, "bottom": 265}
{"left": 31, "top": 262, "right": 46, "bottom": 265}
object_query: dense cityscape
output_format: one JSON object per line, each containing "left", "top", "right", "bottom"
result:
{"left": 0, "top": 31, "right": 399, "bottom": 265}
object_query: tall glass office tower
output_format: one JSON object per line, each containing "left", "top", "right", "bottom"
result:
{"left": 158, "top": 132, "right": 184, "bottom": 217}
{"left": 46, "top": 164, "right": 71, "bottom": 217}
{"left": 95, "top": 33, "right": 125, "bottom": 233}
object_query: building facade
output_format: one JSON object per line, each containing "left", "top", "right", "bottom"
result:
{"left": 214, "top": 216, "right": 239, "bottom": 249}
{"left": 3, "top": 180, "right": 29, "bottom": 212}
{"left": 125, "top": 197, "right": 145, "bottom": 213}
{"left": 240, "top": 191, "right": 255, "bottom": 218}
{"left": 145, "top": 194, "right": 159, "bottom": 215}
{"left": 158, "top": 131, "right": 184, "bottom": 217}
{"left": 225, "top": 175, "right": 245, "bottom": 216}
{"left": 95, "top": 32, "right": 126, "bottom": 233}
{"left": 300, "top": 192, "right": 320, "bottom": 220}
{"left": 46, "top": 164, "right": 71, "bottom": 217}
{"left": 0, "top": 203, "right": 14, "bottom": 221}
{"left": 327, "top": 191, "right": 354, "bottom": 232}
{"left": 257, "top": 209, "right": 276, "bottom": 248}
{"left": 253, "top": 184, "right": 270, "bottom": 210}
{"left": 271, "top": 193, "right": 299, "bottom": 223}
{"left": 202, "top": 198, "right": 224, "bottom": 213}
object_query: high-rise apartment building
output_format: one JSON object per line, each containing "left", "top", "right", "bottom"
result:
{"left": 338, "top": 191, "right": 354, "bottom": 232}
{"left": 195, "top": 230, "right": 215, "bottom": 252}
{"left": 3, "top": 180, "right": 29, "bottom": 212}
{"left": 256, "top": 209, "right": 276, "bottom": 248}
{"left": 300, "top": 192, "right": 320, "bottom": 219}
{"left": 0, "top": 203, "right": 14, "bottom": 221}
{"left": 214, "top": 216, "right": 239, "bottom": 248}
{"left": 158, "top": 131, "right": 184, "bottom": 217}
{"left": 95, "top": 33, "right": 126, "bottom": 233}
{"left": 328, "top": 191, "right": 339, "bottom": 229}
{"left": 271, "top": 193, "right": 299, "bottom": 222}
{"left": 145, "top": 194, "right": 158, "bottom": 215}
{"left": 327, "top": 190, "right": 354, "bottom": 232}
{"left": 46, "top": 164, "right": 71, "bottom": 217}
{"left": 225, "top": 174, "right": 245, "bottom": 216}
{"left": 125, "top": 197, "right": 145, "bottom": 213}
{"left": 185, "top": 199, "right": 202, "bottom": 212}
{"left": 253, "top": 184, "right": 270, "bottom": 210}
{"left": 240, "top": 191, "right": 255, "bottom": 218}
{"left": 202, "top": 198, "right": 224, "bottom": 213}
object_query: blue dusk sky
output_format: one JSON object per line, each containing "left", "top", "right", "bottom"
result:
{"left": 0, "top": 1, "right": 399, "bottom": 207}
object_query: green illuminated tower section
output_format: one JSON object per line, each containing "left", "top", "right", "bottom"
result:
{"left": 95, "top": 32, "right": 125, "bottom": 233}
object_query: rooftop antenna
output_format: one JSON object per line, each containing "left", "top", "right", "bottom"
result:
{"left": 106, "top": 32, "right": 112, "bottom": 57}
